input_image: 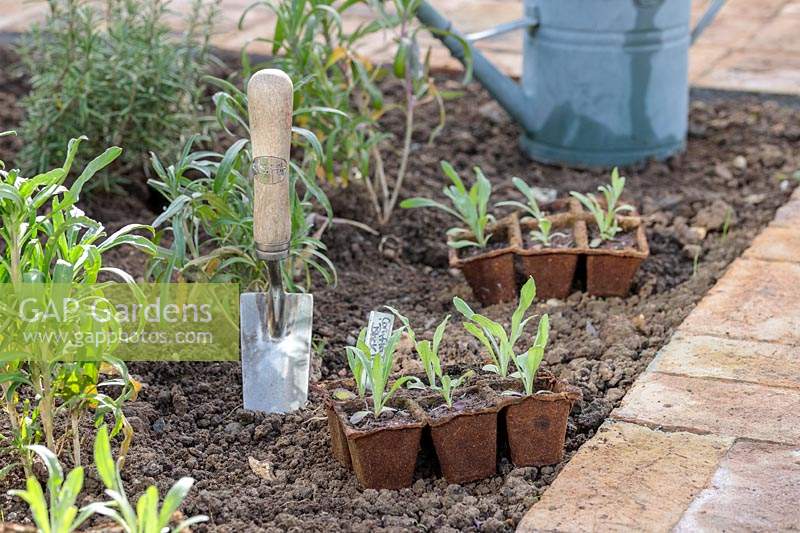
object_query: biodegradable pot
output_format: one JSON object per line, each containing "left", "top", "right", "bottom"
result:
{"left": 584, "top": 216, "right": 649, "bottom": 297}
{"left": 316, "top": 379, "right": 358, "bottom": 468}
{"left": 448, "top": 215, "right": 522, "bottom": 306}
{"left": 516, "top": 213, "right": 587, "bottom": 300}
{"left": 340, "top": 399, "right": 425, "bottom": 490}
{"left": 495, "top": 371, "right": 582, "bottom": 467}
{"left": 420, "top": 387, "right": 500, "bottom": 484}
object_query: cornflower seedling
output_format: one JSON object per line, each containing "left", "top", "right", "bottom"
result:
{"left": 345, "top": 328, "right": 371, "bottom": 398}
{"left": 437, "top": 371, "right": 475, "bottom": 408}
{"left": 454, "top": 277, "right": 538, "bottom": 377}
{"left": 386, "top": 307, "right": 475, "bottom": 407}
{"left": 510, "top": 314, "right": 549, "bottom": 396}
{"left": 496, "top": 177, "right": 561, "bottom": 246}
{"left": 570, "top": 168, "right": 634, "bottom": 246}
{"left": 347, "top": 329, "right": 414, "bottom": 423}
{"left": 92, "top": 425, "right": 207, "bottom": 533}
{"left": 496, "top": 177, "right": 544, "bottom": 220}
{"left": 529, "top": 218, "right": 554, "bottom": 246}
{"left": 7, "top": 444, "right": 104, "bottom": 533}
{"left": 401, "top": 161, "right": 494, "bottom": 249}
{"left": 385, "top": 307, "right": 449, "bottom": 389}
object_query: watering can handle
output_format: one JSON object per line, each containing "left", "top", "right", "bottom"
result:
{"left": 691, "top": 0, "right": 727, "bottom": 45}
{"left": 415, "top": 1, "right": 538, "bottom": 133}
{"left": 247, "top": 69, "right": 293, "bottom": 261}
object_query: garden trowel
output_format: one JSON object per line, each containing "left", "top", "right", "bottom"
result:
{"left": 240, "top": 69, "right": 313, "bottom": 413}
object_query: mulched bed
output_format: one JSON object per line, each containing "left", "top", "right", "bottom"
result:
{"left": 2, "top": 43, "right": 799, "bottom": 531}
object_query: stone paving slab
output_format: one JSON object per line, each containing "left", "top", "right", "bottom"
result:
{"left": 649, "top": 332, "right": 800, "bottom": 390}
{"left": 673, "top": 440, "right": 800, "bottom": 532}
{"left": 771, "top": 187, "right": 800, "bottom": 228}
{"left": 521, "top": 181, "right": 800, "bottom": 531}
{"left": 517, "top": 421, "right": 734, "bottom": 533}
{"left": 613, "top": 372, "right": 800, "bottom": 445}
{"left": 742, "top": 225, "right": 800, "bottom": 263}
{"left": 678, "top": 258, "right": 800, "bottom": 345}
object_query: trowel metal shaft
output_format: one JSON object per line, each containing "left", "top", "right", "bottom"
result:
{"left": 266, "top": 259, "right": 285, "bottom": 338}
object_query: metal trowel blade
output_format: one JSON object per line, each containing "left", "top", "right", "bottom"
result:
{"left": 240, "top": 291, "right": 313, "bottom": 413}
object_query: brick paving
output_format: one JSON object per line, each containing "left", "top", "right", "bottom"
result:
{"left": 518, "top": 187, "right": 800, "bottom": 532}
{"left": 2, "top": 0, "right": 800, "bottom": 95}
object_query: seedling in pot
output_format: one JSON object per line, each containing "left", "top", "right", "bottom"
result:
{"left": 529, "top": 218, "right": 554, "bottom": 246}
{"left": 385, "top": 308, "right": 449, "bottom": 389}
{"left": 570, "top": 167, "right": 634, "bottom": 247}
{"left": 496, "top": 176, "right": 545, "bottom": 220}
{"left": 454, "top": 277, "right": 538, "bottom": 378}
{"left": 436, "top": 371, "right": 476, "bottom": 408}
{"left": 345, "top": 328, "right": 371, "bottom": 399}
{"left": 510, "top": 314, "right": 549, "bottom": 396}
{"left": 346, "top": 328, "right": 414, "bottom": 424}
{"left": 401, "top": 161, "right": 494, "bottom": 249}
{"left": 385, "top": 308, "right": 474, "bottom": 406}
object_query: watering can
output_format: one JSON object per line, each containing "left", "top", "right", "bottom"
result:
{"left": 416, "top": 0, "right": 727, "bottom": 167}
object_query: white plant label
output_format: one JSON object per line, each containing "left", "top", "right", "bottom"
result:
{"left": 365, "top": 311, "right": 395, "bottom": 355}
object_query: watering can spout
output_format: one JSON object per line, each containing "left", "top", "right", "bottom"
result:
{"left": 416, "top": 1, "right": 537, "bottom": 134}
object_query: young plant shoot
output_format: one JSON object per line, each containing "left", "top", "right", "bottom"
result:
{"left": 401, "top": 161, "right": 494, "bottom": 249}
{"left": 386, "top": 307, "right": 475, "bottom": 407}
{"left": 386, "top": 307, "right": 448, "bottom": 389}
{"left": 7, "top": 444, "right": 103, "bottom": 533}
{"left": 92, "top": 425, "right": 207, "bottom": 533}
{"left": 511, "top": 314, "right": 549, "bottom": 396}
{"left": 496, "top": 177, "right": 560, "bottom": 246}
{"left": 437, "top": 371, "right": 475, "bottom": 408}
{"left": 570, "top": 167, "right": 634, "bottom": 246}
{"left": 496, "top": 177, "right": 545, "bottom": 220}
{"left": 454, "top": 277, "right": 538, "bottom": 378}
{"left": 345, "top": 328, "right": 370, "bottom": 399}
{"left": 529, "top": 218, "right": 553, "bottom": 247}
{"left": 347, "top": 328, "right": 414, "bottom": 424}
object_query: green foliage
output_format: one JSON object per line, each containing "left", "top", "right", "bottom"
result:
{"left": 454, "top": 277, "right": 538, "bottom": 378}
{"left": 0, "top": 136, "right": 151, "bottom": 474}
{"left": 401, "top": 161, "right": 494, "bottom": 249}
{"left": 510, "top": 314, "right": 548, "bottom": 396}
{"left": 92, "top": 426, "right": 207, "bottom": 533}
{"left": 386, "top": 307, "right": 448, "bottom": 388}
{"left": 147, "top": 84, "right": 336, "bottom": 293}
{"left": 345, "top": 328, "right": 370, "bottom": 398}
{"left": 239, "top": 0, "right": 470, "bottom": 223}
{"left": 497, "top": 177, "right": 555, "bottom": 245}
{"left": 496, "top": 177, "right": 544, "bottom": 220}
{"left": 386, "top": 307, "right": 473, "bottom": 408}
{"left": 18, "top": 0, "right": 217, "bottom": 189}
{"left": 346, "top": 328, "right": 413, "bottom": 420}
{"left": 436, "top": 371, "right": 474, "bottom": 408}
{"left": 7, "top": 444, "right": 103, "bottom": 533}
{"left": 529, "top": 218, "right": 553, "bottom": 247}
{"left": 570, "top": 168, "right": 634, "bottom": 245}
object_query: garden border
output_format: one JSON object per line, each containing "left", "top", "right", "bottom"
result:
{"left": 518, "top": 187, "right": 800, "bottom": 532}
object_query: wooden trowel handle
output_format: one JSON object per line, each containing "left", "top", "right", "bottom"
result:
{"left": 247, "top": 69, "right": 293, "bottom": 260}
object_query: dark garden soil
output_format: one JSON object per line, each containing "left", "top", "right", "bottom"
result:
{"left": 2, "top": 43, "right": 800, "bottom": 531}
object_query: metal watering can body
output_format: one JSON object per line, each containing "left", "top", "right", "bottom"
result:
{"left": 417, "top": 0, "right": 726, "bottom": 167}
